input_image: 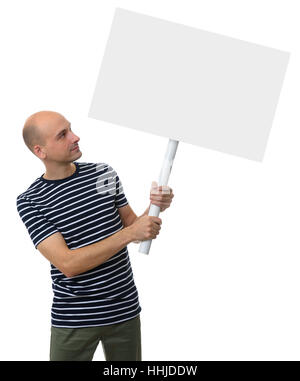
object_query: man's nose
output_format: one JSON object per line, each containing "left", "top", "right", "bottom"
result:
{"left": 72, "top": 132, "right": 80, "bottom": 143}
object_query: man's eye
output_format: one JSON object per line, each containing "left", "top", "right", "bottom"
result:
{"left": 60, "top": 128, "right": 71, "bottom": 138}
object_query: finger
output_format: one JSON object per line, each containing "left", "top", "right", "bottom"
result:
{"left": 152, "top": 201, "right": 170, "bottom": 208}
{"left": 151, "top": 203, "right": 164, "bottom": 210}
{"left": 150, "top": 192, "right": 173, "bottom": 200}
{"left": 150, "top": 194, "right": 162, "bottom": 200}
{"left": 150, "top": 186, "right": 172, "bottom": 195}
{"left": 161, "top": 186, "right": 172, "bottom": 194}
{"left": 150, "top": 195, "right": 171, "bottom": 204}
{"left": 150, "top": 199, "right": 165, "bottom": 206}
{"left": 160, "top": 195, "right": 173, "bottom": 201}
{"left": 152, "top": 217, "right": 162, "bottom": 224}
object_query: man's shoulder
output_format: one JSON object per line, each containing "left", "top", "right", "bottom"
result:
{"left": 16, "top": 176, "right": 42, "bottom": 204}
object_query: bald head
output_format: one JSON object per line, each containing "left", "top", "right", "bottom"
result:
{"left": 22, "top": 111, "right": 66, "bottom": 154}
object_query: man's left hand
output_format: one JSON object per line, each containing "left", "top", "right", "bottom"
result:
{"left": 149, "top": 181, "right": 174, "bottom": 212}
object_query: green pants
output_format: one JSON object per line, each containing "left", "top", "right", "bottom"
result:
{"left": 50, "top": 314, "right": 141, "bottom": 361}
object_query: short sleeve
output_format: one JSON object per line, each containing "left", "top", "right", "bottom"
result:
{"left": 105, "top": 164, "right": 129, "bottom": 209}
{"left": 16, "top": 196, "right": 59, "bottom": 250}
{"left": 114, "top": 172, "right": 129, "bottom": 208}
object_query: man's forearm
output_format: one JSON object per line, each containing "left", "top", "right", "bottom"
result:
{"left": 128, "top": 203, "right": 151, "bottom": 227}
{"left": 65, "top": 227, "right": 134, "bottom": 277}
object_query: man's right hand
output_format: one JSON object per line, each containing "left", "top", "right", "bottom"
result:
{"left": 127, "top": 215, "right": 162, "bottom": 242}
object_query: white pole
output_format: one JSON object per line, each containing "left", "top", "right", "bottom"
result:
{"left": 139, "top": 138, "right": 179, "bottom": 255}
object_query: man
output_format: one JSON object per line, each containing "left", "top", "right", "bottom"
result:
{"left": 16, "top": 110, "right": 174, "bottom": 361}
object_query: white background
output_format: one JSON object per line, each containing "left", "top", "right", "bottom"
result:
{"left": 0, "top": 0, "right": 299, "bottom": 361}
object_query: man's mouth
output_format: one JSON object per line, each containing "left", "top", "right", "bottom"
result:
{"left": 71, "top": 145, "right": 79, "bottom": 151}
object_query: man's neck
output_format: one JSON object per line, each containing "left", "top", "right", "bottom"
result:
{"left": 43, "top": 162, "right": 76, "bottom": 180}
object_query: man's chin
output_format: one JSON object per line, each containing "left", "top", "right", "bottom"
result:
{"left": 72, "top": 150, "right": 82, "bottom": 159}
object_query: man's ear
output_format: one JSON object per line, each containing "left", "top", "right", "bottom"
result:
{"left": 34, "top": 145, "right": 46, "bottom": 160}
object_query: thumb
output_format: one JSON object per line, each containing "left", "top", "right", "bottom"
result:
{"left": 151, "top": 181, "right": 159, "bottom": 194}
{"left": 151, "top": 181, "right": 158, "bottom": 189}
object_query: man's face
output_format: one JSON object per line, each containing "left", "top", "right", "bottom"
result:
{"left": 41, "top": 117, "right": 82, "bottom": 162}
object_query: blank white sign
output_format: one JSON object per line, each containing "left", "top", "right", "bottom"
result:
{"left": 89, "top": 8, "right": 290, "bottom": 161}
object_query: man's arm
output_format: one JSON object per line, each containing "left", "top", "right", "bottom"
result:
{"left": 37, "top": 227, "right": 134, "bottom": 278}
{"left": 36, "top": 212, "right": 161, "bottom": 278}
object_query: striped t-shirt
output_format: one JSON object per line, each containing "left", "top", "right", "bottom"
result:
{"left": 16, "top": 161, "right": 141, "bottom": 328}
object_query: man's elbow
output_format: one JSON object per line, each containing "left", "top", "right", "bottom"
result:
{"left": 62, "top": 260, "right": 79, "bottom": 278}
{"left": 60, "top": 255, "right": 76, "bottom": 278}
{"left": 63, "top": 269, "right": 75, "bottom": 278}
{"left": 62, "top": 259, "right": 84, "bottom": 278}
{"left": 59, "top": 263, "right": 74, "bottom": 278}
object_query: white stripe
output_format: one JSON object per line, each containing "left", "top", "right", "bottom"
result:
{"left": 43, "top": 197, "right": 115, "bottom": 226}
{"left": 52, "top": 302, "right": 139, "bottom": 316}
{"left": 20, "top": 180, "right": 47, "bottom": 197}
{"left": 58, "top": 266, "right": 132, "bottom": 290}
{"left": 52, "top": 286, "right": 78, "bottom": 297}
{"left": 59, "top": 205, "right": 114, "bottom": 229}
{"left": 52, "top": 295, "right": 138, "bottom": 309}
{"left": 41, "top": 192, "right": 114, "bottom": 218}
{"left": 67, "top": 219, "right": 122, "bottom": 246}
{"left": 39, "top": 181, "right": 115, "bottom": 215}
{"left": 69, "top": 225, "right": 123, "bottom": 249}
{"left": 19, "top": 209, "right": 37, "bottom": 220}
{"left": 54, "top": 282, "right": 135, "bottom": 300}
{"left": 51, "top": 312, "right": 141, "bottom": 328}
{"left": 116, "top": 200, "right": 128, "bottom": 207}
{"left": 34, "top": 230, "right": 59, "bottom": 248}
{"left": 55, "top": 271, "right": 133, "bottom": 294}
{"left": 63, "top": 214, "right": 119, "bottom": 241}
{"left": 32, "top": 226, "right": 58, "bottom": 242}
{"left": 51, "top": 306, "right": 140, "bottom": 323}
{"left": 53, "top": 289, "right": 138, "bottom": 305}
